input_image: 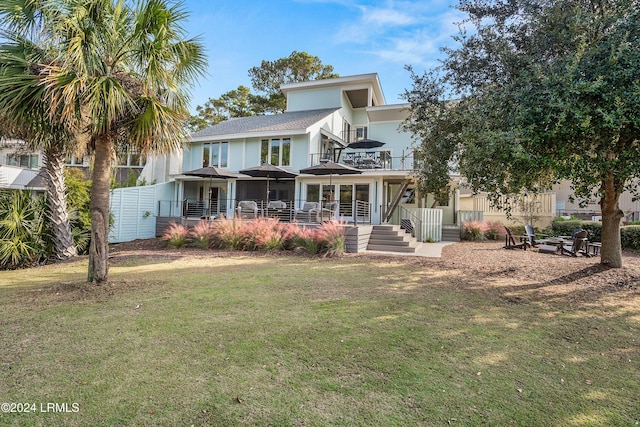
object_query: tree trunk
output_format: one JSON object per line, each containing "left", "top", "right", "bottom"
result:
{"left": 88, "top": 136, "right": 113, "bottom": 283}
{"left": 43, "top": 145, "right": 77, "bottom": 260}
{"left": 599, "top": 173, "right": 623, "bottom": 268}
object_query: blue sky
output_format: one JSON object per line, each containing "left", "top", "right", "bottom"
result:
{"left": 182, "top": 0, "right": 463, "bottom": 112}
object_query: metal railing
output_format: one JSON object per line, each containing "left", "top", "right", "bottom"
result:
{"left": 398, "top": 205, "right": 423, "bottom": 242}
{"left": 309, "top": 151, "right": 414, "bottom": 170}
{"left": 157, "top": 198, "right": 372, "bottom": 225}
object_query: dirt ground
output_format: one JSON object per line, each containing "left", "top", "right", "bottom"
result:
{"left": 109, "top": 238, "right": 640, "bottom": 306}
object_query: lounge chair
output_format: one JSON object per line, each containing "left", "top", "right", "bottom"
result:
{"left": 295, "top": 202, "right": 321, "bottom": 223}
{"left": 504, "top": 226, "right": 529, "bottom": 250}
{"left": 562, "top": 229, "right": 590, "bottom": 257}
{"left": 236, "top": 200, "right": 258, "bottom": 219}
{"left": 523, "top": 224, "right": 548, "bottom": 247}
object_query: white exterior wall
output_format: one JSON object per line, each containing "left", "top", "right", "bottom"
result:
{"left": 286, "top": 87, "right": 342, "bottom": 112}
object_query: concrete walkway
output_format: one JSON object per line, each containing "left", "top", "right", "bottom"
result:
{"left": 361, "top": 241, "right": 457, "bottom": 258}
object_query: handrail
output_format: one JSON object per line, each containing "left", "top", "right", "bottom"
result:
{"left": 398, "top": 205, "right": 423, "bottom": 242}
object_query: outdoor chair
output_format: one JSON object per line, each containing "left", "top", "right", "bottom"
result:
{"left": 267, "top": 200, "right": 287, "bottom": 209}
{"left": 295, "top": 202, "right": 321, "bottom": 223}
{"left": 523, "top": 224, "right": 548, "bottom": 247}
{"left": 236, "top": 200, "right": 258, "bottom": 219}
{"left": 266, "top": 200, "right": 289, "bottom": 221}
{"left": 319, "top": 201, "right": 339, "bottom": 221}
{"left": 504, "top": 226, "right": 529, "bottom": 250}
{"left": 562, "top": 229, "right": 590, "bottom": 257}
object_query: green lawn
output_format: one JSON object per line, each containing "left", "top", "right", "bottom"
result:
{"left": 1, "top": 251, "right": 639, "bottom": 426}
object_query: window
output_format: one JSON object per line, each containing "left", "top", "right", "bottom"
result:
{"left": 342, "top": 119, "right": 351, "bottom": 142}
{"left": 203, "top": 142, "right": 228, "bottom": 168}
{"left": 260, "top": 138, "right": 290, "bottom": 166}
{"left": 307, "top": 184, "right": 320, "bottom": 203}
{"left": 65, "top": 155, "right": 85, "bottom": 166}
{"left": 116, "top": 151, "right": 146, "bottom": 167}
{"left": 7, "top": 153, "right": 38, "bottom": 169}
{"left": 355, "top": 126, "right": 368, "bottom": 141}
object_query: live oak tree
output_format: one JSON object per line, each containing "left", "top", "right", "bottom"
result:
{"left": 189, "top": 51, "right": 339, "bottom": 132}
{"left": 404, "top": 0, "right": 640, "bottom": 268}
{"left": 0, "top": 0, "right": 206, "bottom": 282}
{"left": 187, "top": 85, "right": 262, "bottom": 132}
{"left": 249, "top": 50, "right": 339, "bottom": 114}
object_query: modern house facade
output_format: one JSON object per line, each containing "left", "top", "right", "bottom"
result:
{"left": 136, "top": 73, "right": 457, "bottom": 249}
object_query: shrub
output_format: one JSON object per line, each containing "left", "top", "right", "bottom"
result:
{"left": 0, "top": 190, "right": 48, "bottom": 269}
{"left": 461, "top": 221, "right": 486, "bottom": 241}
{"left": 551, "top": 218, "right": 602, "bottom": 242}
{"left": 210, "top": 219, "right": 246, "bottom": 250}
{"left": 190, "top": 220, "right": 215, "bottom": 249}
{"left": 242, "top": 218, "right": 284, "bottom": 251}
{"left": 621, "top": 226, "right": 640, "bottom": 250}
{"left": 292, "top": 226, "right": 322, "bottom": 254}
{"left": 316, "top": 220, "right": 346, "bottom": 257}
{"left": 484, "top": 220, "right": 506, "bottom": 240}
{"left": 161, "top": 222, "right": 190, "bottom": 248}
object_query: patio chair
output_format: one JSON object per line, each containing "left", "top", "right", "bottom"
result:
{"left": 267, "top": 200, "right": 287, "bottom": 209}
{"left": 319, "top": 201, "right": 339, "bottom": 221}
{"left": 523, "top": 224, "right": 548, "bottom": 247}
{"left": 236, "top": 200, "right": 258, "bottom": 219}
{"left": 562, "top": 229, "right": 590, "bottom": 257}
{"left": 295, "top": 202, "right": 321, "bottom": 223}
{"left": 504, "top": 226, "right": 529, "bottom": 250}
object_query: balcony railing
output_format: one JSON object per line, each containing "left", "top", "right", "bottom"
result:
{"left": 309, "top": 151, "right": 414, "bottom": 170}
{"left": 157, "top": 198, "right": 372, "bottom": 225}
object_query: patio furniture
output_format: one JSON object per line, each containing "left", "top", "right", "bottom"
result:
{"left": 295, "top": 202, "right": 321, "bottom": 223}
{"left": 504, "top": 226, "right": 529, "bottom": 250}
{"left": 588, "top": 242, "right": 601, "bottom": 256}
{"left": 523, "top": 224, "right": 548, "bottom": 247}
{"left": 319, "top": 201, "right": 339, "bottom": 221}
{"left": 265, "top": 200, "right": 291, "bottom": 221}
{"left": 236, "top": 200, "right": 258, "bottom": 219}
{"left": 561, "top": 229, "right": 590, "bottom": 256}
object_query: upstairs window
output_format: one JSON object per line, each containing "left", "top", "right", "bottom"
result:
{"left": 355, "top": 126, "right": 368, "bottom": 141}
{"left": 116, "top": 151, "right": 146, "bottom": 167}
{"left": 7, "top": 153, "right": 38, "bottom": 169}
{"left": 203, "top": 142, "right": 228, "bottom": 168}
{"left": 260, "top": 138, "right": 290, "bottom": 166}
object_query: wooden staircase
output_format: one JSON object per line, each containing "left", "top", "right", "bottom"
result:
{"left": 366, "top": 225, "right": 421, "bottom": 253}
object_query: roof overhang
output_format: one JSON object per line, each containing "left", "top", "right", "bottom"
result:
{"left": 366, "top": 104, "right": 410, "bottom": 122}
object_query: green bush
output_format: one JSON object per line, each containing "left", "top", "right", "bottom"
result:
{"left": 0, "top": 190, "right": 48, "bottom": 269}
{"left": 621, "top": 226, "right": 640, "bottom": 250}
{"left": 461, "top": 221, "right": 485, "bottom": 241}
{"left": 551, "top": 218, "right": 602, "bottom": 242}
{"left": 161, "top": 222, "right": 190, "bottom": 248}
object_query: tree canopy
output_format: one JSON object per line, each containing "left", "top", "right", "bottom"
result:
{"left": 404, "top": 0, "right": 640, "bottom": 267}
{"left": 189, "top": 51, "right": 338, "bottom": 131}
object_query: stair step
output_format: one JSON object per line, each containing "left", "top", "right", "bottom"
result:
{"left": 370, "top": 229, "right": 404, "bottom": 236}
{"left": 368, "top": 238, "right": 413, "bottom": 246}
{"left": 367, "top": 244, "right": 418, "bottom": 253}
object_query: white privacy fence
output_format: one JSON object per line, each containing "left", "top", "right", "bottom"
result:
{"left": 403, "top": 207, "right": 443, "bottom": 242}
{"left": 109, "top": 186, "right": 157, "bottom": 243}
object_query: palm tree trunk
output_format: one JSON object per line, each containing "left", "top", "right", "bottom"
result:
{"left": 88, "top": 136, "right": 113, "bottom": 283}
{"left": 44, "top": 144, "right": 77, "bottom": 260}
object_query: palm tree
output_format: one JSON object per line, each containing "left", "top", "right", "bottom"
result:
{"left": 0, "top": 115, "right": 77, "bottom": 261}
{"left": 0, "top": 0, "right": 206, "bottom": 282}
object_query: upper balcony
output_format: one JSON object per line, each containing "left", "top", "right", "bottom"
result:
{"left": 310, "top": 149, "right": 414, "bottom": 171}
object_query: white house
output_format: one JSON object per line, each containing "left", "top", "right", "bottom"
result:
{"left": 110, "top": 73, "right": 459, "bottom": 249}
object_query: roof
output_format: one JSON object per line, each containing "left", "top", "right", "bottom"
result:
{"left": 191, "top": 108, "right": 339, "bottom": 139}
